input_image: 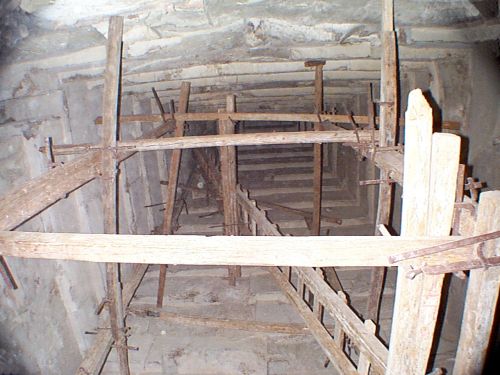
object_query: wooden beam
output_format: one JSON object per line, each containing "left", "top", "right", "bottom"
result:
{"left": 308, "top": 60, "right": 325, "bottom": 236}
{"left": 156, "top": 82, "right": 191, "bottom": 308}
{"left": 367, "top": 0, "right": 399, "bottom": 323}
{"left": 51, "top": 129, "right": 379, "bottom": 154}
{"left": 129, "top": 307, "right": 313, "bottom": 335}
{"left": 100, "top": 16, "right": 130, "bottom": 375}
{"left": 453, "top": 191, "right": 500, "bottom": 375}
{"left": 0, "top": 230, "right": 472, "bottom": 267}
{"left": 219, "top": 96, "right": 241, "bottom": 285}
{"left": 0, "top": 103, "right": 178, "bottom": 290}
{"left": 95, "top": 112, "right": 378, "bottom": 125}
{"left": 77, "top": 265, "right": 148, "bottom": 375}
{"left": 386, "top": 90, "right": 460, "bottom": 374}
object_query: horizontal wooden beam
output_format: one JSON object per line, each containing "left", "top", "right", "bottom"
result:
{"left": 95, "top": 112, "right": 377, "bottom": 125}
{"left": 0, "top": 231, "right": 471, "bottom": 267}
{"left": 95, "top": 112, "right": 459, "bottom": 130}
{"left": 129, "top": 306, "right": 312, "bottom": 335}
{"left": 45, "top": 130, "right": 379, "bottom": 155}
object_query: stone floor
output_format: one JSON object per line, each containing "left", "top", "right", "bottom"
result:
{"left": 102, "top": 265, "right": 343, "bottom": 375}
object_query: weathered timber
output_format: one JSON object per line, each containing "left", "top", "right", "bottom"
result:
{"left": 387, "top": 90, "right": 460, "bottom": 375}
{"left": 308, "top": 60, "right": 325, "bottom": 236}
{"left": 53, "top": 130, "right": 379, "bottom": 154}
{"left": 0, "top": 231, "right": 472, "bottom": 268}
{"left": 95, "top": 112, "right": 460, "bottom": 129}
{"left": 258, "top": 200, "right": 342, "bottom": 225}
{"left": 129, "top": 307, "right": 312, "bottom": 335}
{"left": 96, "top": 112, "right": 378, "bottom": 125}
{"left": 367, "top": 0, "right": 399, "bottom": 323}
{"left": 100, "top": 16, "right": 130, "bottom": 375}
{"left": 219, "top": 96, "right": 241, "bottom": 284}
{"left": 157, "top": 81, "right": 191, "bottom": 308}
{"left": 453, "top": 191, "right": 500, "bottom": 375}
{"left": 77, "top": 264, "right": 148, "bottom": 375}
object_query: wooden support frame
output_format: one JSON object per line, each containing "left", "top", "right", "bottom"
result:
{"left": 100, "top": 16, "right": 130, "bottom": 375}
{"left": 42, "top": 129, "right": 379, "bottom": 155}
{"left": 305, "top": 59, "right": 326, "bottom": 236}
{"left": 367, "top": 0, "right": 399, "bottom": 323}
{"left": 235, "top": 186, "right": 389, "bottom": 374}
{"left": 453, "top": 190, "right": 500, "bottom": 374}
{"left": 386, "top": 89, "right": 461, "bottom": 374}
{"left": 77, "top": 265, "right": 148, "bottom": 375}
{"left": 156, "top": 81, "right": 191, "bottom": 308}
{"left": 218, "top": 95, "right": 241, "bottom": 285}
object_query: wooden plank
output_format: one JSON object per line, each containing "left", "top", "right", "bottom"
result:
{"left": 83, "top": 129, "right": 380, "bottom": 153}
{"left": 96, "top": 112, "right": 379, "bottom": 125}
{"left": 368, "top": 0, "right": 399, "bottom": 323}
{"left": 100, "top": 16, "right": 129, "bottom": 375}
{"left": 386, "top": 91, "right": 460, "bottom": 374}
{"left": 156, "top": 82, "right": 191, "bottom": 308}
{"left": 77, "top": 264, "right": 148, "bottom": 375}
{"left": 310, "top": 61, "right": 325, "bottom": 236}
{"left": 453, "top": 191, "right": 500, "bottom": 375}
{"left": 129, "top": 307, "right": 313, "bottom": 335}
{"left": 219, "top": 96, "right": 241, "bottom": 285}
{"left": 0, "top": 230, "right": 472, "bottom": 267}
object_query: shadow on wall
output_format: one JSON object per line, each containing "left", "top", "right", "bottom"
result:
{"left": 0, "top": 2, "right": 32, "bottom": 62}
{"left": 466, "top": 43, "right": 500, "bottom": 190}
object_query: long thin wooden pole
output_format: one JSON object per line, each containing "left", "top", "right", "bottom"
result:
{"left": 46, "top": 129, "right": 379, "bottom": 153}
{"left": 453, "top": 191, "right": 500, "bottom": 375}
{"left": 100, "top": 16, "right": 130, "bottom": 375}
{"left": 367, "top": 0, "right": 399, "bottom": 323}
{"left": 156, "top": 82, "right": 191, "bottom": 308}
{"left": 310, "top": 61, "right": 325, "bottom": 236}
{"left": 219, "top": 95, "right": 241, "bottom": 285}
{"left": 96, "top": 112, "right": 381, "bottom": 125}
{"left": 386, "top": 90, "right": 460, "bottom": 374}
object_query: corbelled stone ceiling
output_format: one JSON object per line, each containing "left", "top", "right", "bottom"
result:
{"left": 1, "top": 0, "right": 499, "bottom": 113}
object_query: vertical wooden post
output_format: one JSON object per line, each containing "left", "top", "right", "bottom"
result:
{"left": 101, "top": 16, "right": 130, "bottom": 375}
{"left": 305, "top": 60, "right": 326, "bottom": 236}
{"left": 157, "top": 82, "right": 191, "bottom": 308}
{"left": 386, "top": 89, "right": 460, "bottom": 374}
{"left": 367, "top": 0, "right": 398, "bottom": 323}
{"left": 219, "top": 95, "right": 240, "bottom": 285}
{"left": 453, "top": 191, "right": 500, "bottom": 375}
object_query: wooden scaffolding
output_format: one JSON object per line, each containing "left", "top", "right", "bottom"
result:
{"left": 0, "top": 6, "right": 499, "bottom": 375}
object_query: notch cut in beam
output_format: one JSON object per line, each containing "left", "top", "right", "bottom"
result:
{"left": 0, "top": 231, "right": 472, "bottom": 268}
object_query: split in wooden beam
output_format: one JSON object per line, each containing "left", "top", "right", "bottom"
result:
{"left": 0, "top": 230, "right": 475, "bottom": 268}
{"left": 219, "top": 95, "right": 241, "bottom": 285}
{"left": 100, "top": 16, "right": 130, "bottom": 375}
{"left": 157, "top": 81, "right": 191, "bottom": 308}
